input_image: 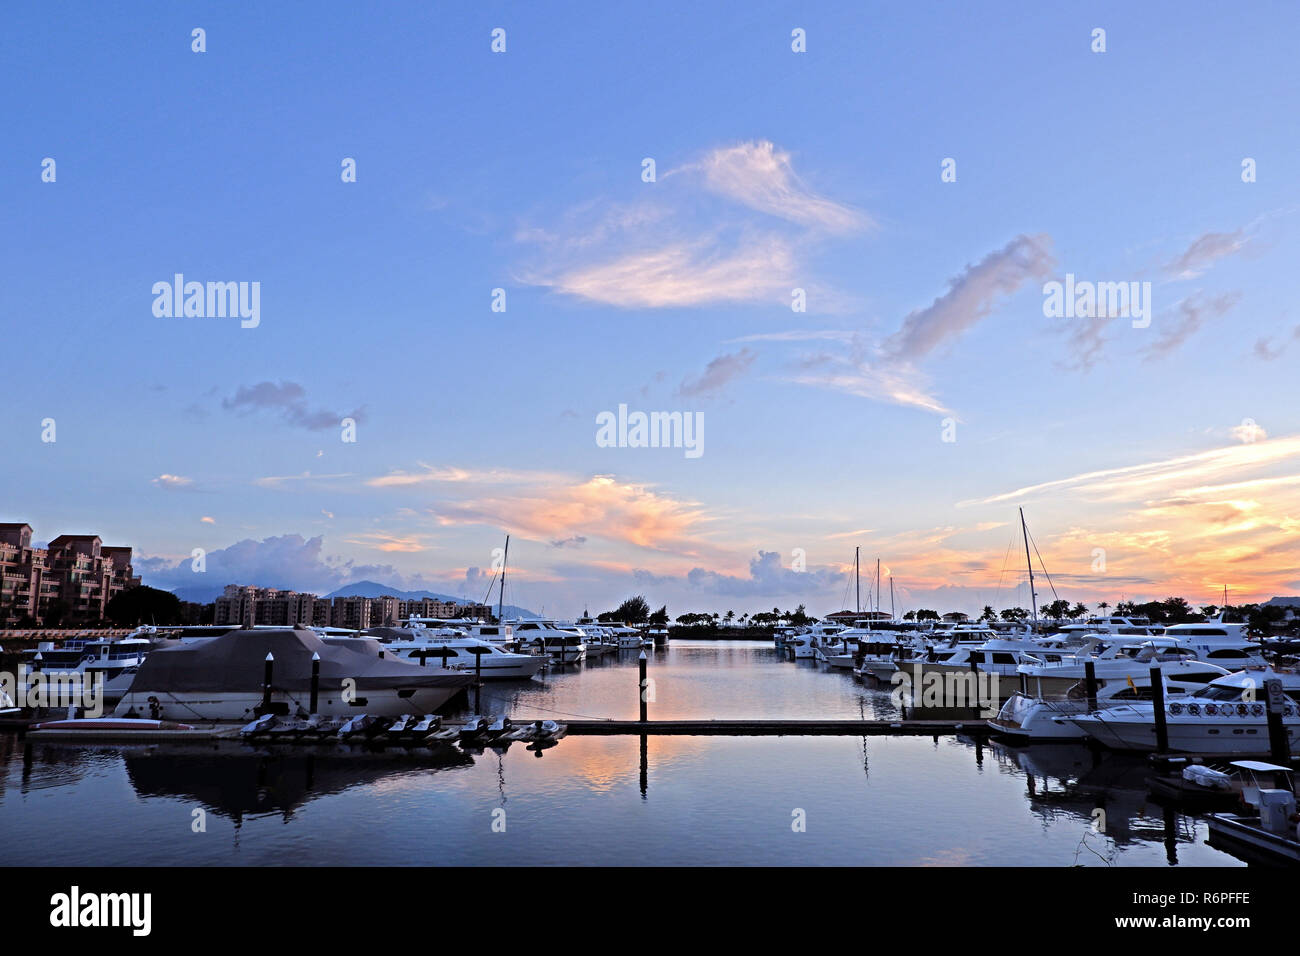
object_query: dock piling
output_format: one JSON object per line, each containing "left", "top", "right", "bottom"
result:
{"left": 1084, "top": 661, "right": 1098, "bottom": 712}
{"left": 1150, "top": 665, "right": 1169, "bottom": 753}
{"left": 1264, "top": 678, "right": 1292, "bottom": 772}
{"left": 639, "top": 650, "right": 648, "bottom": 723}
{"left": 309, "top": 652, "right": 320, "bottom": 713}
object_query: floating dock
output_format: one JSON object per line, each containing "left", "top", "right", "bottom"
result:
{"left": 13, "top": 717, "right": 995, "bottom": 742}
{"left": 547, "top": 718, "right": 992, "bottom": 736}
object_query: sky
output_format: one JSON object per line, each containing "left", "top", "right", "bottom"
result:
{"left": 4, "top": 2, "right": 1300, "bottom": 619}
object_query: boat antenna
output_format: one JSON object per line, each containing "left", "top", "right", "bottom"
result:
{"left": 1020, "top": 508, "right": 1038, "bottom": 630}
{"left": 498, "top": 534, "right": 509, "bottom": 623}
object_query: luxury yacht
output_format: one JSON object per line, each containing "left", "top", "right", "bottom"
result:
{"left": 365, "top": 622, "right": 546, "bottom": 679}
{"left": 1015, "top": 638, "right": 1230, "bottom": 697}
{"left": 113, "top": 626, "right": 473, "bottom": 721}
{"left": 20, "top": 633, "right": 156, "bottom": 707}
{"left": 1066, "top": 667, "right": 1300, "bottom": 753}
{"left": 1162, "top": 620, "right": 1267, "bottom": 668}
{"left": 991, "top": 653, "right": 1232, "bottom": 742}
{"left": 786, "top": 622, "right": 847, "bottom": 660}
{"left": 511, "top": 619, "right": 587, "bottom": 663}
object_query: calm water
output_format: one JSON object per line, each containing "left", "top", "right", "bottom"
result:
{"left": 0, "top": 641, "right": 1243, "bottom": 866}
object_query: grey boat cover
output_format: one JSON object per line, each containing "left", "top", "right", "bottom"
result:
{"left": 128, "top": 627, "right": 472, "bottom": 693}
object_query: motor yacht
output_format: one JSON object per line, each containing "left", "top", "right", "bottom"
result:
{"left": 366, "top": 622, "right": 546, "bottom": 679}
{"left": 1067, "top": 667, "right": 1300, "bottom": 753}
{"left": 113, "top": 626, "right": 473, "bottom": 721}
{"left": 512, "top": 619, "right": 587, "bottom": 663}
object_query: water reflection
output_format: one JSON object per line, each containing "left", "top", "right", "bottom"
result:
{"left": 0, "top": 641, "right": 1242, "bottom": 867}
{"left": 124, "top": 745, "right": 474, "bottom": 825}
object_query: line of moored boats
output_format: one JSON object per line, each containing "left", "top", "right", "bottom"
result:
{"left": 780, "top": 613, "right": 1300, "bottom": 754}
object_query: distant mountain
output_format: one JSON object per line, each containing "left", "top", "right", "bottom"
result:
{"left": 321, "top": 580, "right": 535, "bottom": 618}
{"left": 1265, "top": 596, "right": 1300, "bottom": 608}
{"left": 169, "top": 583, "right": 226, "bottom": 604}
{"left": 159, "top": 579, "right": 535, "bottom": 617}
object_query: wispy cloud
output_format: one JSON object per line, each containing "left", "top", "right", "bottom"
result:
{"left": 222, "top": 381, "right": 365, "bottom": 431}
{"left": 1165, "top": 229, "right": 1248, "bottom": 279}
{"left": 1143, "top": 291, "right": 1241, "bottom": 361}
{"left": 517, "top": 140, "right": 866, "bottom": 310}
{"left": 684, "top": 140, "right": 870, "bottom": 234}
{"left": 367, "top": 465, "right": 551, "bottom": 488}
{"left": 344, "top": 532, "right": 427, "bottom": 553}
{"left": 430, "top": 474, "right": 712, "bottom": 553}
{"left": 254, "top": 471, "right": 353, "bottom": 488}
{"left": 677, "top": 348, "right": 757, "bottom": 398}
{"left": 964, "top": 433, "right": 1300, "bottom": 506}
{"left": 530, "top": 236, "right": 797, "bottom": 309}
{"left": 884, "top": 234, "right": 1055, "bottom": 362}
{"left": 726, "top": 329, "right": 859, "bottom": 344}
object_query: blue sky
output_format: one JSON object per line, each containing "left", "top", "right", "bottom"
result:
{"left": 5, "top": 2, "right": 1300, "bottom": 617}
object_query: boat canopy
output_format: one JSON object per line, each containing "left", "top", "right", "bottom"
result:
{"left": 124, "top": 627, "right": 469, "bottom": 692}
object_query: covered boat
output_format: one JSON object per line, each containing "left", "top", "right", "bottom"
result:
{"left": 113, "top": 626, "right": 473, "bottom": 722}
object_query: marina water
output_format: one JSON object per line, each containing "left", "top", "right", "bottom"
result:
{"left": 0, "top": 641, "right": 1241, "bottom": 866}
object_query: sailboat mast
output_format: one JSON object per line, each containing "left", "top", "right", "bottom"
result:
{"left": 876, "top": 559, "right": 881, "bottom": 616}
{"left": 890, "top": 576, "right": 895, "bottom": 621}
{"left": 855, "top": 547, "right": 860, "bottom": 615}
{"left": 1020, "top": 508, "right": 1038, "bottom": 630}
{"left": 498, "top": 534, "right": 510, "bottom": 623}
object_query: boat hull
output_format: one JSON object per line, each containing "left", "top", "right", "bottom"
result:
{"left": 112, "top": 683, "right": 468, "bottom": 722}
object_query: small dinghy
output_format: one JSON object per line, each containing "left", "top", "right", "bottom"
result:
{"left": 459, "top": 715, "right": 491, "bottom": 741}
{"left": 32, "top": 717, "right": 197, "bottom": 732}
{"left": 485, "top": 715, "right": 513, "bottom": 738}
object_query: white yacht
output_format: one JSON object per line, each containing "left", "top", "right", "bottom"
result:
{"left": 512, "top": 619, "right": 587, "bottom": 663}
{"left": 114, "top": 626, "right": 473, "bottom": 721}
{"left": 365, "top": 622, "right": 546, "bottom": 679}
{"left": 20, "top": 634, "right": 155, "bottom": 707}
{"left": 1067, "top": 667, "right": 1300, "bottom": 753}
{"left": 787, "top": 622, "right": 847, "bottom": 660}
{"left": 992, "top": 653, "right": 1232, "bottom": 742}
{"left": 1162, "top": 620, "right": 1266, "bottom": 668}
{"left": 1015, "top": 638, "right": 1230, "bottom": 697}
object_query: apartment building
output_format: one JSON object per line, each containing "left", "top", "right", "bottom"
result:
{"left": 211, "top": 585, "right": 488, "bottom": 629}
{"left": 0, "top": 523, "right": 141, "bottom": 625}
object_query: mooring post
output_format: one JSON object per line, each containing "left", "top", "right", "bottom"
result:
{"left": 1084, "top": 660, "right": 1098, "bottom": 712}
{"left": 639, "top": 650, "right": 648, "bottom": 722}
{"left": 309, "top": 652, "right": 320, "bottom": 714}
{"left": 1149, "top": 665, "right": 1169, "bottom": 753}
{"left": 470, "top": 646, "right": 485, "bottom": 713}
{"left": 1264, "top": 678, "right": 1291, "bottom": 771}
{"left": 262, "top": 653, "right": 274, "bottom": 712}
